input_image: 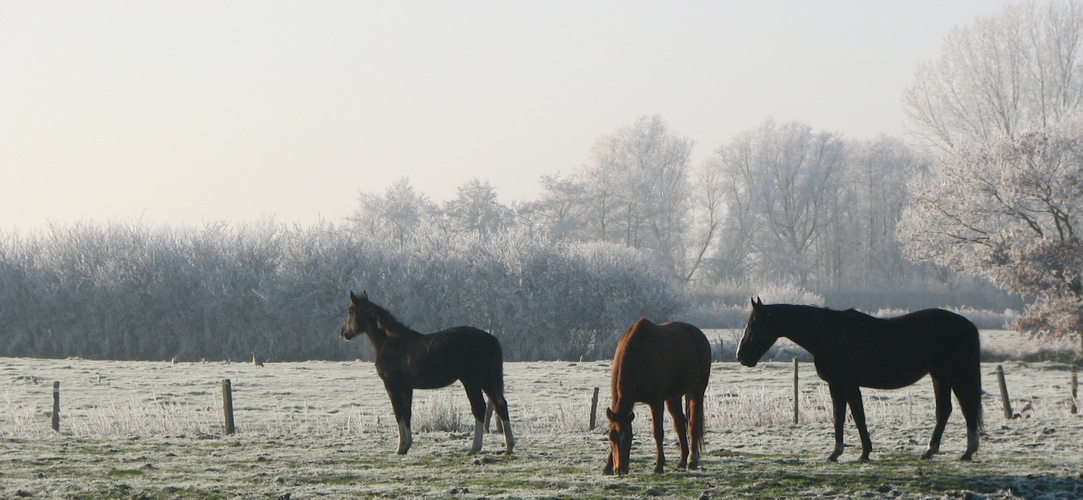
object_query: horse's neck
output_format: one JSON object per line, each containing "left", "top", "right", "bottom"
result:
{"left": 365, "top": 327, "right": 390, "bottom": 351}
{"left": 778, "top": 310, "right": 828, "bottom": 356}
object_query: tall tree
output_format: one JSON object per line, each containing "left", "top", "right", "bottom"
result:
{"left": 577, "top": 115, "right": 695, "bottom": 277}
{"left": 899, "top": 125, "right": 1083, "bottom": 353}
{"left": 713, "top": 120, "right": 846, "bottom": 286}
{"left": 904, "top": 0, "right": 1083, "bottom": 151}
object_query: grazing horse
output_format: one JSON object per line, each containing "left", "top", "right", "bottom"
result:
{"left": 340, "top": 291, "right": 514, "bottom": 456}
{"left": 737, "top": 298, "right": 984, "bottom": 462}
{"left": 604, "top": 318, "right": 711, "bottom": 475}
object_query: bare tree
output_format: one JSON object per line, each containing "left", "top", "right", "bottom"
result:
{"left": 714, "top": 120, "right": 846, "bottom": 286}
{"left": 576, "top": 115, "right": 695, "bottom": 277}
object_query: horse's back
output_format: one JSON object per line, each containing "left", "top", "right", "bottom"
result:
{"left": 399, "top": 326, "right": 503, "bottom": 389}
{"left": 835, "top": 308, "right": 980, "bottom": 389}
{"left": 892, "top": 309, "right": 980, "bottom": 349}
{"left": 612, "top": 319, "right": 711, "bottom": 402}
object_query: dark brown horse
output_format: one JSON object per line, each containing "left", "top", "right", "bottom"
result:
{"left": 737, "top": 298, "right": 984, "bottom": 462}
{"left": 604, "top": 318, "right": 711, "bottom": 475}
{"left": 340, "top": 291, "right": 514, "bottom": 455}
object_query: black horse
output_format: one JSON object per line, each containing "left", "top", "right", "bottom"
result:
{"left": 737, "top": 298, "right": 983, "bottom": 462}
{"left": 341, "top": 291, "right": 514, "bottom": 455}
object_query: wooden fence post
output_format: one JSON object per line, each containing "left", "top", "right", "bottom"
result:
{"left": 792, "top": 358, "right": 800, "bottom": 425}
{"left": 996, "top": 365, "right": 1013, "bottom": 420}
{"left": 1071, "top": 365, "right": 1078, "bottom": 415}
{"left": 589, "top": 387, "right": 600, "bottom": 431}
{"left": 51, "top": 381, "right": 60, "bottom": 432}
{"left": 222, "top": 379, "right": 235, "bottom": 435}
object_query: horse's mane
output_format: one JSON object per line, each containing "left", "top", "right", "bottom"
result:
{"left": 775, "top": 303, "right": 877, "bottom": 322}
{"left": 363, "top": 300, "right": 420, "bottom": 337}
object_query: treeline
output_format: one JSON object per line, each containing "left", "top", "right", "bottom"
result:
{"left": 0, "top": 221, "right": 681, "bottom": 361}
{"left": 354, "top": 117, "right": 1017, "bottom": 313}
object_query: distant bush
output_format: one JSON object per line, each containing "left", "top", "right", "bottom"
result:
{"left": 0, "top": 221, "right": 681, "bottom": 362}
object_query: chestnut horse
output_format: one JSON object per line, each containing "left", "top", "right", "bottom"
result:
{"left": 340, "top": 291, "right": 514, "bottom": 455}
{"left": 737, "top": 298, "right": 984, "bottom": 461}
{"left": 604, "top": 318, "right": 711, "bottom": 475}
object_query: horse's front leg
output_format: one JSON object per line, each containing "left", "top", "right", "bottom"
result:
{"left": 384, "top": 381, "right": 413, "bottom": 455}
{"left": 847, "top": 387, "right": 872, "bottom": 462}
{"left": 827, "top": 383, "right": 849, "bottom": 462}
{"left": 665, "top": 397, "right": 689, "bottom": 469}
{"left": 649, "top": 401, "right": 666, "bottom": 473}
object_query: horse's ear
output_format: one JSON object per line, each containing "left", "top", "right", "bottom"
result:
{"left": 753, "top": 296, "right": 764, "bottom": 308}
{"left": 350, "top": 291, "right": 358, "bottom": 303}
{"left": 360, "top": 290, "right": 369, "bottom": 300}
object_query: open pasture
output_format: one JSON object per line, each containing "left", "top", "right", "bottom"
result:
{"left": 1, "top": 334, "right": 1081, "bottom": 499}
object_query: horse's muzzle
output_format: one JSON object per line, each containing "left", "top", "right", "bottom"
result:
{"left": 341, "top": 327, "right": 356, "bottom": 341}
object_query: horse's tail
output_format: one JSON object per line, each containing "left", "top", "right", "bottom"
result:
{"left": 485, "top": 333, "right": 511, "bottom": 421}
{"left": 688, "top": 396, "right": 706, "bottom": 449}
{"left": 958, "top": 317, "right": 985, "bottom": 433}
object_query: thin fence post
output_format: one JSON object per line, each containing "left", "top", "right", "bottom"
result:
{"left": 996, "top": 365, "right": 1013, "bottom": 420}
{"left": 589, "top": 387, "right": 600, "bottom": 431}
{"left": 792, "top": 358, "right": 800, "bottom": 425}
{"left": 1071, "top": 365, "right": 1078, "bottom": 415}
{"left": 222, "top": 379, "right": 235, "bottom": 435}
{"left": 51, "top": 381, "right": 60, "bottom": 433}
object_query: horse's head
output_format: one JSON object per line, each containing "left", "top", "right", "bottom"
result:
{"left": 737, "top": 297, "right": 781, "bottom": 367}
{"left": 341, "top": 291, "right": 374, "bottom": 341}
{"left": 604, "top": 408, "right": 635, "bottom": 475}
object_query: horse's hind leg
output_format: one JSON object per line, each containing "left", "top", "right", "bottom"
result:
{"left": 666, "top": 397, "right": 689, "bottom": 469}
{"left": 484, "top": 392, "right": 515, "bottom": 455}
{"left": 827, "top": 383, "right": 850, "bottom": 461}
{"left": 953, "top": 381, "right": 983, "bottom": 461}
{"left": 464, "top": 383, "right": 487, "bottom": 456}
{"left": 846, "top": 388, "right": 873, "bottom": 462}
{"left": 921, "top": 378, "right": 953, "bottom": 460}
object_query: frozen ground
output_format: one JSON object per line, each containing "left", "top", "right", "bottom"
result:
{"left": 0, "top": 330, "right": 1081, "bottom": 499}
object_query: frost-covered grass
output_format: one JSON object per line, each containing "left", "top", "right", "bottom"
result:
{"left": 1, "top": 351, "right": 1081, "bottom": 499}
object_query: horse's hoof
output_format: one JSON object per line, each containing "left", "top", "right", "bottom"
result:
{"left": 959, "top": 454, "right": 973, "bottom": 461}
{"left": 826, "top": 456, "right": 839, "bottom": 462}
{"left": 653, "top": 466, "right": 665, "bottom": 474}
{"left": 857, "top": 456, "right": 870, "bottom": 463}
{"left": 602, "top": 468, "right": 614, "bottom": 476}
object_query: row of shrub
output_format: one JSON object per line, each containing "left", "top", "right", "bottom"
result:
{"left": 0, "top": 221, "right": 682, "bottom": 362}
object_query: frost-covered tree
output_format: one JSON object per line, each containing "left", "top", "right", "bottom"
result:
{"left": 443, "top": 179, "right": 512, "bottom": 236}
{"left": 904, "top": 0, "right": 1083, "bottom": 151}
{"left": 350, "top": 177, "right": 433, "bottom": 247}
{"left": 712, "top": 120, "right": 847, "bottom": 286}
{"left": 841, "top": 136, "right": 927, "bottom": 288}
{"left": 571, "top": 115, "right": 696, "bottom": 278}
{"left": 899, "top": 125, "right": 1083, "bottom": 354}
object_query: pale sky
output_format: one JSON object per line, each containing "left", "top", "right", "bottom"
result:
{"left": 0, "top": 1, "right": 1009, "bottom": 232}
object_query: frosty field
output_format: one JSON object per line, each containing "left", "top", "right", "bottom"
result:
{"left": 1, "top": 332, "right": 1082, "bottom": 499}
